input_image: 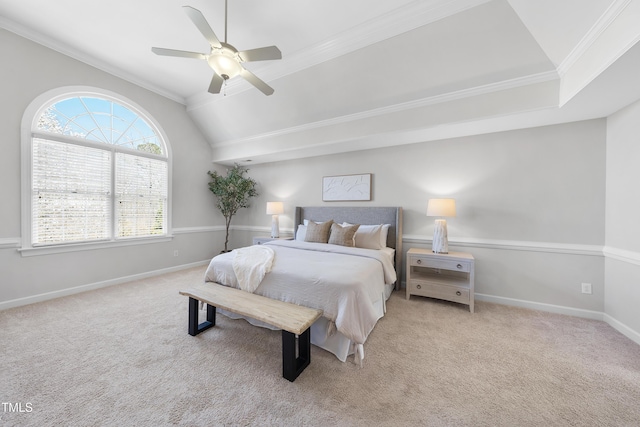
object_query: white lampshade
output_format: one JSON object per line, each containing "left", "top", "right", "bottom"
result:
{"left": 266, "top": 202, "right": 284, "bottom": 215}
{"left": 426, "top": 198, "right": 456, "bottom": 217}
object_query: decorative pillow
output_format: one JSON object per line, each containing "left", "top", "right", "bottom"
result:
{"left": 328, "top": 223, "right": 360, "bottom": 247}
{"left": 298, "top": 219, "right": 329, "bottom": 240}
{"left": 304, "top": 220, "right": 333, "bottom": 243}
{"left": 295, "top": 224, "right": 307, "bottom": 241}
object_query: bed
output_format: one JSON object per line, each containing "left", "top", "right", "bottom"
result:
{"left": 203, "top": 206, "right": 403, "bottom": 364}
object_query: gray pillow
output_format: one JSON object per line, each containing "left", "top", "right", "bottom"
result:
{"left": 304, "top": 220, "right": 333, "bottom": 243}
{"left": 328, "top": 223, "right": 360, "bottom": 247}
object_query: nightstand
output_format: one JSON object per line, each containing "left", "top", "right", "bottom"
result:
{"left": 406, "top": 248, "right": 475, "bottom": 312}
{"left": 252, "top": 237, "right": 293, "bottom": 245}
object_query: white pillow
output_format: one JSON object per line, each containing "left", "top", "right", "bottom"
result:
{"left": 380, "top": 224, "right": 391, "bottom": 247}
{"left": 342, "top": 223, "right": 379, "bottom": 249}
{"left": 303, "top": 219, "right": 323, "bottom": 226}
{"left": 296, "top": 224, "right": 307, "bottom": 241}
{"left": 343, "top": 222, "right": 391, "bottom": 249}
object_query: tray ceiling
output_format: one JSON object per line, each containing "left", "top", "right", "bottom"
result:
{"left": 1, "top": 0, "right": 639, "bottom": 164}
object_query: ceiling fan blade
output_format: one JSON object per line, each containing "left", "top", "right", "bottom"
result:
{"left": 208, "top": 73, "right": 225, "bottom": 94}
{"left": 238, "top": 46, "right": 282, "bottom": 62}
{"left": 239, "top": 68, "right": 274, "bottom": 96}
{"left": 151, "top": 47, "right": 206, "bottom": 60}
{"left": 182, "top": 6, "right": 222, "bottom": 48}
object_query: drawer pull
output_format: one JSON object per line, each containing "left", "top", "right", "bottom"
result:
{"left": 456, "top": 264, "right": 462, "bottom": 269}
{"left": 416, "top": 285, "right": 422, "bottom": 290}
{"left": 416, "top": 259, "right": 422, "bottom": 265}
{"left": 456, "top": 291, "right": 461, "bottom": 296}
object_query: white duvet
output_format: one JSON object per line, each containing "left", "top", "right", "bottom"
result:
{"left": 204, "top": 240, "right": 397, "bottom": 345}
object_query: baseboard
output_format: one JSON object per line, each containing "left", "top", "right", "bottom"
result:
{"left": 603, "top": 313, "right": 640, "bottom": 346}
{"left": 0, "top": 260, "right": 210, "bottom": 311}
{"left": 473, "top": 293, "right": 604, "bottom": 319}
{"left": 475, "top": 293, "right": 640, "bottom": 346}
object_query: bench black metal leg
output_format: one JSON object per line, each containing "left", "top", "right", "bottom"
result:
{"left": 282, "top": 328, "right": 311, "bottom": 382}
{"left": 188, "top": 297, "right": 216, "bottom": 336}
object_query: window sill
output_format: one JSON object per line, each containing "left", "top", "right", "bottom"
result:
{"left": 19, "top": 235, "right": 174, "bottom": 257}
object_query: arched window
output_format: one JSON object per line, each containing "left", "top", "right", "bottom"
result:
{"left": 22, "top": 89, "right": 170, "bottom": 251}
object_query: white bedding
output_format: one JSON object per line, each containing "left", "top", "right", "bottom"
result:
{"left": 204, "top": 240, "right": 397, "bottom": 346}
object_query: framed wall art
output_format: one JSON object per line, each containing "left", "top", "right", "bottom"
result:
{"left": 322, "top": 173, "right": 371, "bottom": 201}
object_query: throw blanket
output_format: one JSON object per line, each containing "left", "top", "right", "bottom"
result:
{"left": 232, "top": 245, "right": 275, "bottom": 293}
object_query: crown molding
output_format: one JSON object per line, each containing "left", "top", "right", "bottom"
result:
{"left": 0, "top": 16, "right": 186, "bottom": 105}
{"left": 186, "top": 0, "right": 493, "bottom": 110}
{"left": 212, "top": 69, "right": 558, "bottom": 148}
{"left": 557, "top": 0, "right": 633, "bottom": 76}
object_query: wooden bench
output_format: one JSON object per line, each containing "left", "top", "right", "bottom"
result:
{"left": 179, "top": 283, "right": 323, "bottom": 382}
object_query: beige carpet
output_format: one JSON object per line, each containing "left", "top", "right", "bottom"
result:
{"left": 2, "top": 266, "right": 640, "bottom": 426}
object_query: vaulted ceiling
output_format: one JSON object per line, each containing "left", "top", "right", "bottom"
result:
{"left": 2, "top": 0, "right": 640, "bottom": 164}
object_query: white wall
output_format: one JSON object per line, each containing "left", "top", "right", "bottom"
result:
{"left": 604, "top": 98, "right": 640, "bottom": 340}
{"left": 0, "top": 29, "right": 225, "bottom": 308}
{"left": 232, "top": 120, "right": 607, "bottom": 315}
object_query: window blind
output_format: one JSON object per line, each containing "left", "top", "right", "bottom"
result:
{"left": 29, "top": 94, "right": 169, "bottom": 248}
{"left": 32, "top": 138, "right": 111, "bottom": 245}
{"left": 115, "top": 153, "right": 168, "bottom": 238}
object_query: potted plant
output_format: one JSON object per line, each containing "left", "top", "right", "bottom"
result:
{"left": 207, "top": 164, "right": 258, "bottom": 252}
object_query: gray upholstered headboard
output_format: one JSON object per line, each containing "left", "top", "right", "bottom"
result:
{"left": 294, "top": 206, "right": 403, "bottom": 289}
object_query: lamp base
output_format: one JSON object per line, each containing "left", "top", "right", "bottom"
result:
{"left": 271, "top": 215, "right": 280, "bottom": 238}
{"left": 432, "top": 219, "right": 449, "bottom": 254}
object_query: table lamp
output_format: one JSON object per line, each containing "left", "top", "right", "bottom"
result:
{"left": 426, "top": 198, "right": 456, "bottom": 254}
{"left": 266, "top": 202, "right": 284, "bottom": 238}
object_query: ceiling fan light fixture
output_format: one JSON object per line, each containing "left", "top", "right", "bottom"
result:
{"left": 152, "top": 5, "right": 280, "bottom": 95}
{"left": 207, "top": 48, "right": 242, "bottom": 79}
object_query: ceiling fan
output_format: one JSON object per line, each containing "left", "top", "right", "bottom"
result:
{"left": 152, "top": 2, "right": 282, "bottom": 96}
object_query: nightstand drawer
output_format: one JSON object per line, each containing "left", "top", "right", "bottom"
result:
{"left": 410, "top": 256, "right": 471, "bottom": 273}
{"left": 409, "top": 281, "right": 470, "bottom": 304}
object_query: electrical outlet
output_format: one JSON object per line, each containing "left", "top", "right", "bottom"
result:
{"left": 173, "top": 250, "right": 179, "bottom": 257}
{"left": 581, "top": 283, "right": 592, "bottom": 294}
